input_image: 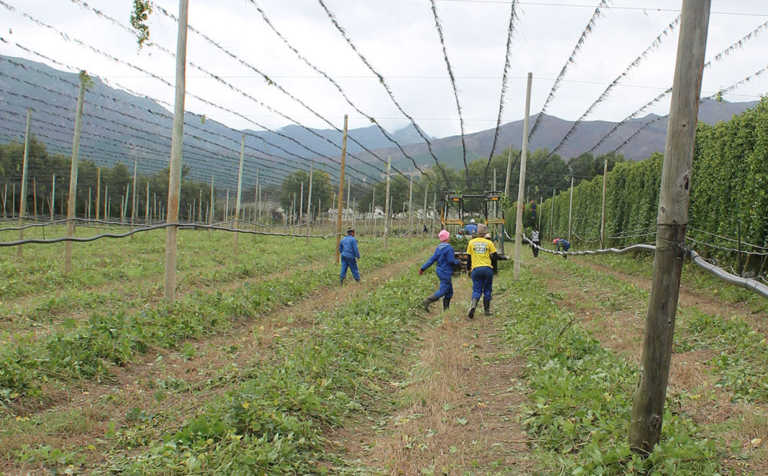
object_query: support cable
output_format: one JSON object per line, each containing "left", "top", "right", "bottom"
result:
{"left": 528, "top": 0, "right": 611, "bottom": 140}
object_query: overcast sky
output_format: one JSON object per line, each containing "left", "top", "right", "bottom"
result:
{"left": 2, "top": 0, "right": 767, "bottom": 139}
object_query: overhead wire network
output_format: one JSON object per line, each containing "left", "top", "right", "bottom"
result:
{"left": 585, "top": 16, "right": 768, "bottom": 156}
{"left": 547, "top": 13, "right": 681, "bottom": 158}
{"left": 481, "top": 0, "right": 519, "bottom": 188}
{"left": 428, "top": 0, "right": 470, "bottom": 187}
{"left": 240, "top": 0, "right": 426, "bottom": 179}
{"left": 0, "top": 53, "right": 354, "bottom": 187}
{"left": 315, "top": 0, "right": 453, "bottom": 187}
{"left": 0, "top": 0, "right": 382, "bottom": 189}
{"left": 528, "top": 0, "right": 611, "bottom": 141}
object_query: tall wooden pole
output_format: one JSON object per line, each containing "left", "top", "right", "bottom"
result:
{"left": 51, "top": 175, "right": 56, "bottom": 221}
{"left": 408, "top": 175, "right": 413, "bottom": 235}
{"left": 630, "top": 0, "right": 711, "bottom": 454}
{"left": 514, "top": 72, "right": 533, "bottom": 279}
{"left": 104, "top": 185, "right": 109, "bottom": 221}
{"left": 423, "top": 182, "right": 429, "bottom": 233}
{"left": 299, "top": 181, "right": 304, "bottom": 224}
{"left": 65, "top": 74, "right": 86, "bottom": 273}
{"left": 504, "top": 144, "right": 514, "bottom": 197}
{"left": 2, "top": 183, "right": 6, "bottom": 218}
{"left": 234, "top": 134, "right": 245, "bottom": 250}
{"left": 164, "top": 0, "right": 190, "bottom": 303}
{"left": 567, "top": 176, "right": 574, "bottom": 244}
{"left": 32, "top": 177, "right": 38, "bottom": 219}
{"left": 208, "top": 176, "right": 214, "bottom": 225}
{"left": 256, "top": 169, "right": 261, "bottom": 224}
{"left": 600, "top": 159, "right": 608, "bottom": 248}
{"left": 384, "top": 156, "right": 391, "bottom": 248}
{"left": 95, "top": 167, "right": 101, "bottom": 221}
{"left": 145, "top": 181, "right": 150, "bottom": 224}
{"left": 225, "top": 189, "right": 229, "bottom": 223}
{"left": 87, "top": 187, "right": 91, "bottom": 220}
{"left": 131, "top": 158, "right": 138, "bottom": 227}
{"left": 17, "top": 109, "right": 31, "bottom": 258}
{"left": 306, "top": 161, "right": 313, "bottom": 238}
{"left": 335, "top": 115, "right": 348, "bottom": 263}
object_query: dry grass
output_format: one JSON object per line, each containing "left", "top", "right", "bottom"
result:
{"left": 337, "top": 276, "right": 533, "bottom": 474}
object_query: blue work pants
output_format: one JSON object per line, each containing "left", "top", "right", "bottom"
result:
{"left": 431, "top": 276, "right": 453, "bottom": 301}
{"left": 340, "top": 256, "right": 360, "bottom": 282}
{"left": 470, "top": 266, "right": 494, "bottom": 301}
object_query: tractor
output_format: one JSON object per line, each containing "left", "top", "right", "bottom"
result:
{"left": 440, "top": 191, "right": 507, "bottom": 273}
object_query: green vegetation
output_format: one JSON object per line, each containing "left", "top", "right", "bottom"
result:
{"left": 501, "top": 269, "right": 722, "bottom": 474}
{"left": 0, "top": 231, "right": 430, "bottom": 403}
{"left": 100, "top": 272, "right": 434, "bottom": 473}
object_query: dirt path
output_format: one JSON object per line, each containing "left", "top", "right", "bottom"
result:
{"left": 0, "top": 246, "right": 431, "bottom": 474}
{"left": 334, "top": 273, "right": 533, "bottom": 475}
{"left": 528, "top": 253, "right": 768, "bottom": 473}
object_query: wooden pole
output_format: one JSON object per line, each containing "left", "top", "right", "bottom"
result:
{"left": 299, "top": 181, "right": 304, "bottom": 224}
{"left": 209, "top": 176, "right": 214, "bottom": 225}
{"left": 65, "top": 74, "right": 86, "bottom": 273}
{"left": 306, "top": 161, "right": 313, "bottom": 239}
{"left": 630, "top": 0, "right": 711, "bottom": 454}
{"left": 2, "top": 183, "right": 6, "bottom": 218}
{"left": 234, "top": 134, "right": 245, "bottom": 250}
{"left": 17, "top": 109, "right": 31, "bottom": 258}
{"left": 145, "top": 181, "right": 150, "bottom": 224}
{"left": 423, "top": 182, "right": 429, "bottom": 233}
{"left": 567, "top": 176, "right": 574, "bottom": 244}
{"left": 514, "top": 72, "right": 533, "bottom": 279}
{"left": 51, "top": 174, "right": 57, "bottom": 221}
{"left": 335, "top": 115, "right": 349, "bottom": 263}
{"left": 164, "top": 0, "right": 190, "bottom": 303}
{"left": 225, "top": 189, "right": 229, "bottom": 223}
{"left": 95, "top": 167, "right": 101, "bottom": 221}
{"left": 256, "top": 169, "right": 261, "bottom": 224}
{"left": 384, "top": 156, "right": 391, "bottom": 248}
{"left": 32, "top": 177, "right": 38, "bottom": 219}
{"left": 123, "top": 184, "right": 130, "bottom": 222}
{"left": 12, "top": 183, "right": 15, "bottom": 219}
{"left": 87, "top": 186, "right": 91, "bottom": 221}
{"left": 104, "top": 185, "right": 109, "bottom": 221}
{"left": 408, "top": 175, "right": 413, "bottom": 235}
{"left": 600, "top": 159, "right": 608, "bottom": 248}
{"left": 131, "top": 159, "right": 138, "bottom": 227}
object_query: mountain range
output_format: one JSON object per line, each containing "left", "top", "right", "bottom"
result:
{"left": 0, "top": 54, "right": 759, "bottom": 190}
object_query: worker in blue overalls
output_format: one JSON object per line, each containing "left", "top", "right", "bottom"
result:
{"left": 464, "top": 218, "right": 478, "bottom": 236}
{"left": 419, "top": 229, "right": 460, "bottom": 311}
{"left": 339, "top": 227, "right": 360, "bottom": 284}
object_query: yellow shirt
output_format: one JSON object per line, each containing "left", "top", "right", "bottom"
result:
{"left": 466, "top": 237, "right": 497, "bottom": 270}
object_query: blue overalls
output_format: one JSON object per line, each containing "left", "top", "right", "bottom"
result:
{"left": 420, "top": 242, "right": 459, "bottom": 302}
{"left": 339, "top": 235, "right": 360, "bottom": 283}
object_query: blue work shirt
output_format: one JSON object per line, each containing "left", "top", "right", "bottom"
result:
{"left": 464, "top": 223, "right": 478, "bottom": 235}
{"left": 339, "top": 235, "right": 360, "bottom": 259}
{"left": 421, "top": 242, "right": 459, "bottom": 279}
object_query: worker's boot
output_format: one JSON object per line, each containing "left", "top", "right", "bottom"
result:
{"left": 422, "top": 296, "right": 439, "bottom": 312}
{"left": 443, "top": 297, "right": 451, "bottom": 311}
{"left": 468, "top": 298, "right": 479, "bottom": 319}
{"left": 483, "top": 298, "right": 492, "bottom": 316}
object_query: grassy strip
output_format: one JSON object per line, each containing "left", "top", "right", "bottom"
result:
{"left": 91, "top": 271, "right": 435, "bottom": 474}
{"left": 0, "top": 236, "right": 334, "bottom": 332}
{"left": 0, "top": 230, "right": 330, "bottom": 301}
{"left": 0, "top": 238, "right": 430, "bottom": 404}
{"left": 580, "top": 253, "right": 767, "bottom": 314}
{"left": 678, "top": 309, "right": 768, "bottom": 403}
{"left": 499, "top": 269, "right": 722, "bottom": 474}
{"left": 562, "top": 254, "right": 768, "bottom": 405}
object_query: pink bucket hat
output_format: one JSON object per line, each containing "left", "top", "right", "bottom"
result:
{"left": 438, "top": 230, "right": 450, "bottom": 242}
